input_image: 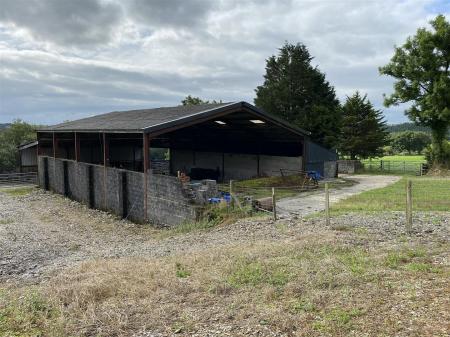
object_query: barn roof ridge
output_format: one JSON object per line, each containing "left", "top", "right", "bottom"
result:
{"left": 38, "top": 101, "right": 310, "bottom": 136}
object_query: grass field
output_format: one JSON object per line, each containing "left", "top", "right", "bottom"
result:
{"left": 365, "top": 155, "right": 426, "bottom": 162}
{"left": 331, "top": 177, "right": 450, "bottom": 213}
{"left": 360, "top": 155, "right": 426, "bottom": 175}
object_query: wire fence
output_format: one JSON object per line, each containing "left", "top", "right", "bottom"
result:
{"left": 216, "top": 177, "right": 449, "bottom": 234}
{"left": 216, "top": 175, "right": 321, "bottom": 219}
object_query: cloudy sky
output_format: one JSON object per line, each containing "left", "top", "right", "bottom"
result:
{"left": 0, "top": 0, "right": 449, "bottom": 125}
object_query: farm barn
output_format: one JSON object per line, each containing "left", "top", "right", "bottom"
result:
{"left": 36, "top": 101, "right": 337, "bottom": 225}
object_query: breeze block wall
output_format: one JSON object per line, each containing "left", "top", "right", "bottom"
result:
{"left": 125, "top": 170, "right": 144, "bottom": 222}
{"left": 147, "top": 173, "right": 200, "bottom": 226}
{"left": 37, "top": 156, "right": 200, "bottom": 226}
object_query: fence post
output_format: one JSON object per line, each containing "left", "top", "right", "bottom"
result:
{"left": 406, "top": 179, "right": 412, "bottom": 234}
{"left": 272, "top": 187, "right": 277, "bottom": 221}
{"left": 325, "top": 183, "right": 330, "bottom": 226}
{"left": 229, "top": 180, "right": 234, "bottom": 208}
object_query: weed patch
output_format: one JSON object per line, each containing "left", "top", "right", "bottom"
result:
{"left": 313, "top": 307, "right": 362, "bottom": 332}
{"left": 175, "top": 263, "right": 191, "bottom": 278}
{"left": 0, "top": 187, "right": 34, "bottom": 197}
{"left": 0, "top": 289, "right": 62, "bottom": 337}
{"left": 227, "top": 259, "right": 291, "bottom": 288}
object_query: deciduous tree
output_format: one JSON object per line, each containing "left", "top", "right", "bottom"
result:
{"left": 380, "top": 15, "right": 450, "bottom": 166}
{"left": 390, "top": 131, "right": 431, "bottom": 154}
{"left": 0, "top": 120, "right": 37, "bottom": 172}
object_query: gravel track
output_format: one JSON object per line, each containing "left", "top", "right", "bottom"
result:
{"left": 1, "top": 180, "right": 448, "bottom": 283}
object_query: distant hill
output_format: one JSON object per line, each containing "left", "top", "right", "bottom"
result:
{"left": 387, "top": 122, "right": 450, "bottom": 139}
{"left": 0, "top": 123, "right": 11, "bottom": 130}
{"left": 386, "top": 122, "right": 431, "bottom": 133}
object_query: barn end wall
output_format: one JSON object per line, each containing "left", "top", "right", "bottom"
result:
{"left": 37, "top": 156, "right": 200, "bottom": 225}
{"left": 171, "top": 149, "right": 303, "bottom": 180}
{"left": 147, "top": 173, "right": 200, "bottom": 226}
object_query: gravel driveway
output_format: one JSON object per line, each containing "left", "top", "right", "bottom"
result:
{"left": 277, "top": 174, "right": 401, "bottom": 216}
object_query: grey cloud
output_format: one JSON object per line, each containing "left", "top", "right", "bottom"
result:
{"left": 126, "top": 0, "right": 213, "bottom": 29}
{"left": 0, "top": 0, "right": 446, "bottom": 125}
{"left": 0, "top": 0, "right": 122, "bottom": 46}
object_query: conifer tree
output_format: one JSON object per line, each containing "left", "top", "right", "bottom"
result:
{"left": 254, "top": 42, "right": 342, "bottom": 148}
{"left": 339, "top": 92, "right": 389, "bottom": 159}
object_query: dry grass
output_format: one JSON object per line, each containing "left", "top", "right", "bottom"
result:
{"left": 1, "top": 229, "right": 449, "bottom": 337}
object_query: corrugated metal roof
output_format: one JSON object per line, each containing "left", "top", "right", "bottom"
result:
{"left": 17, "top": 140, "right": 38, "bottom": 150}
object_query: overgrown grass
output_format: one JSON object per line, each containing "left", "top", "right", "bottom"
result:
{"left": 331, "top": 177, "right": 450, "bottom": 213}
{"left": 0, "top": 186, "right": 35, "bottom": 196}
{"left": 160, "top": 205, "right": 255, "bottom": 237}
{"left": 1, "top": 234, "right": 448, "bottom": 336}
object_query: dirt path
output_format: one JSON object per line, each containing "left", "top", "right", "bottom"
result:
{"left": 277, "top": 174, "right": 401, "bottom": 216}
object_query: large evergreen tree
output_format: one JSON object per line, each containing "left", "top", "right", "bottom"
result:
{"left": 339, "top": 92, "right": 389, "bottom": 159}
{"left": 379, "top": 15, "right": 450, "bottom": 166}
{"left": 254, "top": 42, "right": 342, "bottom": 148}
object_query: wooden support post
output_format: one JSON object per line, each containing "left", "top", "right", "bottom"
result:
{"left": 52, "top": 132, "right": 57, "bottom": 159}
{"left": 325, "top": 183, "right": 330, "bottom": 226}
{"left": 52, "top": 132, "right": 57, "bottom": 189}
{"left": 103, "top": 133, "right": 109, "bottom": 167}
{"left": 272, "top": 187, "right": 277, "bottom": 221}
{"left": 103, "top": 133, "right": 109, "bottom": 209}
{"left": 143, "top": 133, "right": 150, "bottom": 222}
{"left": 74, "top": 132, "right": 80, "bottom": 162}
{"left": 406, "top": 179, "right": 412, "bottom": 234}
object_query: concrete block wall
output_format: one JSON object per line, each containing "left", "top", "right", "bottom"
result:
{"left": 37, "top": 156, "right": 213, "bottom": 226}
{"left": 337, "top": 160, "right": 362, "bottom": 174}
{"left": 171, "top": 149, "right": 303, "bottom": 181}
{"left": 105, "top": 167, "right": 123, "bottom": 216}
{"left": 125, "top": 170, "right": 144, "bottom": 222}
{"left": 147, "top": 173, "right": 200, "bottom": 226}
{"left": 324, "top": 161, "right": 337, "bottom": 178}
{"left": 92, "top": 165, "right": 105, "bottom": 210}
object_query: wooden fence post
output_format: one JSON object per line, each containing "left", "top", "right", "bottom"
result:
{"left": 272, "top": 187, "right": 277, "bottom": 221}
{"left": 406, "top": 179, "right": 413, "bottom": 234}
{"left": 325, "top": 183, "right": 330, "bottom": 226}
{"left": 229, "top": 180, "right": 234, "bottom": 208}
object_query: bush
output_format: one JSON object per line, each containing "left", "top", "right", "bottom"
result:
{"left": 424, "top": 141, "right": 450, "bottom": 168}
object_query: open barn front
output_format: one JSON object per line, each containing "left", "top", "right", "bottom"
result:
{"left": 151, "top": 107, "right": 307, "bottom": 182}
{"left": 35, "top": 101, "right": 326, "bottom": 226}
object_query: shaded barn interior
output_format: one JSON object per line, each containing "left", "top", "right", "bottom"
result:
{"left": 37, "top": 102, "right": 308, "bottom": 182}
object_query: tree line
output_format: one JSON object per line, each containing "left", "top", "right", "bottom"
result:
{"left": 186, "top": 14, "right": 450, "bottom": 167}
